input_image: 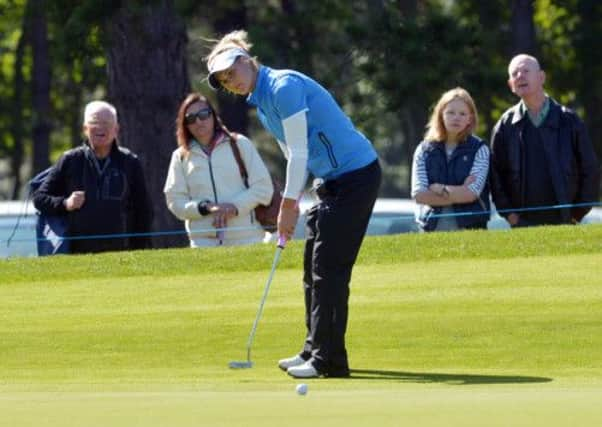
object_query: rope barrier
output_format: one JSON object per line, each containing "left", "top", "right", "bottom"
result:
{"left": 1, "top": 200, "right": 601, "bottom": 247}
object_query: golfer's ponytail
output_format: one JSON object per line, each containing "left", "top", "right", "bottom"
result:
{"left": 206, "top": 30, "right": 253, "bottom": 64}
{"left": 220, "top": 30, "right": 252, "bottom": 52}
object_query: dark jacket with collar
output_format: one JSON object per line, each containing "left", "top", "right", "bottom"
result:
{"left": 32, "top": 140, "right": 153, "bottom": 253}
{"left": 490, "top": 98, "right": 599, "bottom": 223}
{"left": 420, "top": 135, "right": 490, "bottom": 231}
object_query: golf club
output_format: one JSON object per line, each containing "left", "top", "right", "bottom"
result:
{"left": 228, "top": 235, "right": 287, "bottom": 369}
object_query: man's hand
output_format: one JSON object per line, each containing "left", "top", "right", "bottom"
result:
{"left": 64, "top": 191, "right": 85, "bottom": 211}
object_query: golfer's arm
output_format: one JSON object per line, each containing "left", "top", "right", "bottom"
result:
{"left": 281, "top": 110, "right": 309, "bottom": 202}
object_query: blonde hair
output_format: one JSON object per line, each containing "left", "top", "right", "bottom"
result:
{"left": 206, "top": 30, "right": 256, "bottom": 67}
{"left": 424, "top": 87, "right": 478, "bottom": 143}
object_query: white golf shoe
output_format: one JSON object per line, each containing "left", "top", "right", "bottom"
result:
{"left": 287, "top": 360, "right": 320, "bottom": 378}
{"left": 278, "top": 355, "right": 306, "bottom": 371}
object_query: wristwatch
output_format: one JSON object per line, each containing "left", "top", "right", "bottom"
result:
{"left": 198, "top": 200, "right": 212, "bottom": 216}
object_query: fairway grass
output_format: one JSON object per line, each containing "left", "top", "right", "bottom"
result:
{"left": 1, "top": 225, "right": 601, "bottom": 426}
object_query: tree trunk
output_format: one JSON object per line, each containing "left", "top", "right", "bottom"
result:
{"left": 105, "top": 0, "right": 190, "bottom": 249}
{"left": 213, "top": 5, "right": 249, "bottom": 134}
{"left": 398, "top": 0, "right": 418, "bottom": 18}
{"left": 68, "top": 62, "right": 83, "bottom": 148}
{"left": 576, "top": 0, "right": 602, "bottom": 196}
{"left": 511, "top": 0, "right": 537, "bottom": 55}
{"left": 280, "top": 0, "right": 315, "bottom": 76}
{"left": 401, "top": 106, "right": 426, "bottom": 197}
{"left": 10, "top": 25, "right": 27, "bottom": 199}
{"left": 30, "top": 0, "right": 51, "bottom": 175}
{"left": 396, "top": 0, "right": 424, "bottom": 197}
{"left": 475, "top": 1, "right": 500, "bottom": 137}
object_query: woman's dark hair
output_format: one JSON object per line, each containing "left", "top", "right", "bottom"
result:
{"left": 175, "top": 93, "right": 233, "bottom": 157}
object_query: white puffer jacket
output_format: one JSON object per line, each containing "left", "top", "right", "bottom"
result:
{"left": 164, "top": 133, "right": 273, "bottom": 247}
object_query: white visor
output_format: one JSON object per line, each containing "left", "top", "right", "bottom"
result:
{"left": 207, "top": 47, "right": 250, "bottom": 90}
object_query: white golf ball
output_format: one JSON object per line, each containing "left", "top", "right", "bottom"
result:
{"left": 295, "top": 383, "right": 308, "bottom": 395}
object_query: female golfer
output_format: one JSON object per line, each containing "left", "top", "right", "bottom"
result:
{"left": 207, "top": 30, "right": 381, "bottom": 378}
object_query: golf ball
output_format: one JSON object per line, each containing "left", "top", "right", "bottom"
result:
{"left": 296, "top": 383, "right": 308, "bottom": 395}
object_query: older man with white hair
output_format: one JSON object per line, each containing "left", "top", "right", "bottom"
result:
{"left": 490, "top": 54, "right": 599, "bottom": 227}
{"left": 33, "top": 100, "right": 153, "bottom": 254}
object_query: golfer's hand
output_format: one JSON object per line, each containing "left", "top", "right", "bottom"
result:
{"left": 278, "top": 198, "right": 299, "bottom": 241}
{"left": 64, "top": 191, "right": 85, "bottom": 211}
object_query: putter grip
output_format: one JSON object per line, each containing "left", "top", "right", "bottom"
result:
{"left": 276, "top": 196, "right": 300, "bottom": 249}
{"left": 277, "top": 235, "right": 287, "bottom": 249}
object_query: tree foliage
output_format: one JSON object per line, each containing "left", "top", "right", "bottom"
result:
{"left": 0, "top": 0, "right": 599, "bottom": 205}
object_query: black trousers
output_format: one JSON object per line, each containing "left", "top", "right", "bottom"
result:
{"left": 300, "top": 160, "right": 381, "bottom": 376}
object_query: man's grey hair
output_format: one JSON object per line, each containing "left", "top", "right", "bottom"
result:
{"left": 84, "top": 101, "right": 118, "bottom": 124}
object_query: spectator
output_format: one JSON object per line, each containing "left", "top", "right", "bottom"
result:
{"left": 163, "top": 93, "right": 273, "bottom": 247}
{"left": 490, "top": 54, "right": 599, "bottom": 227}
{"left": 33, "top": 101, "right": 153, "bottom": 254}
{"left": 411, "top": 87, "right": 490, "bottom": 232}
{"left": 206, "top": 30, "right": 381, "bottom": 378}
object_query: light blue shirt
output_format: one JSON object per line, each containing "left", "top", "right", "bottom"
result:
{"left": 247, "top": 66, "right": 377, "bottom": 180}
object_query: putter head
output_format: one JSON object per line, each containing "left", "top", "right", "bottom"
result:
{"left": 228, "top": 360, "right": 253, "bottom": 369}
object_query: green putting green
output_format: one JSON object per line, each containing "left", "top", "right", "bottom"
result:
{"left": 1, "top": 225, "right": 601, "bottom": 426}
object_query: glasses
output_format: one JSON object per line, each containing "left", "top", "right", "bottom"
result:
{"left": 185, "top": 108, "right": 213, "bottom": 124}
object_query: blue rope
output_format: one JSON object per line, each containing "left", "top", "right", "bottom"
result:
{"left": 2, "top": 201, "right": 601, "bottom": 245}
{"left": 424, "top": 201, "right": 601, "bottom": 219}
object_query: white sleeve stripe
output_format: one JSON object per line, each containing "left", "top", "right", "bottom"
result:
{"left": 281, "top": 111, "right": 309, "bottom": 199}
{"left": 467, "top": 145, "right": 490, "bottom": 195}
{"left": 411, "top": 145, "right": 429, "bottom": 198}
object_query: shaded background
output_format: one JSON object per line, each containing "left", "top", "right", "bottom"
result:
{"left": 0, "top": 0, "right": 600, "bottom": 248}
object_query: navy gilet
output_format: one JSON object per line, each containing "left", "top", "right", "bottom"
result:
{"left": 420, "top": 135, "right": 490, "bottom": 231}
